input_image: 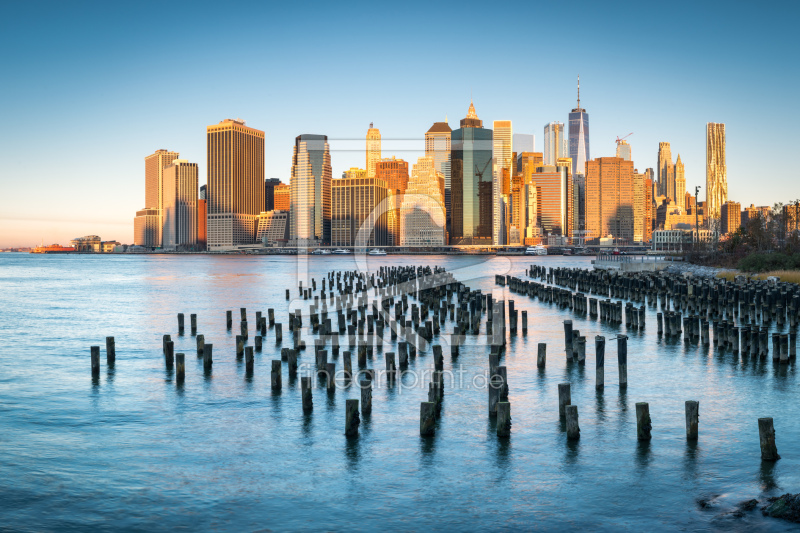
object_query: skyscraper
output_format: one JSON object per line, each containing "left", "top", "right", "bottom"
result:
{"left": 366, "top": 124, "right": 381, "bottom": 178}
{"left": 331, "top": 176, "right": 388, "bottom": 247}
{"left": 274, "top": 183, "right": 290, "bottom": 211}
{"left": 513, "top": 133, "right": 534, "bottom": 153}
{"left": 425, "top": 121, "right": 452, "bottom": 238}
{"left": 585, "top": 157, "right": 635, "bottom": 243}
{"left": 376, "top": 157, "right": 409, "bottom": 245}
{"left": 706, "top": 123, "right": 727, "bottom": 220}
{"left": 568, "top": 76, "right": 590, "bottom": 177}
{"left": 721, "top": 201, "right": 741, "bottom": 235}
{"left": 616, "top": 140, "right": 631, "bottom": 161}
{"left": 162, "top": 160, "right": 198, "bottom": 250}
{"left": 400, "top": 156, "right": 446, "bottom": 246}
{"left": 657, "top": 142, "right": 675, "bottom": 200}
{"left": 143, "top": 149, "right": 180, "bottom": 246}
{"left": 674, "top": 155, "right": 686, "bottom": 205}
{"left": 264, "top": 178, "right": 281, "bottom": 212}
{"left": 206, "top": 119, "right": 265, "bottom": 250}
{"left": 451, "top": 101, "right": 493, "bottom": 245}
{"left": 493, "top": 120, "right": 512, "bottom": 245}
{"left": 543, "top": 122, "right": 564, "bottom": 166}
{"left": 531, "top": 162, "right": 573, "bottom": 239}
{"left": 290, "top": 134, "right": 332, "bottom": 245}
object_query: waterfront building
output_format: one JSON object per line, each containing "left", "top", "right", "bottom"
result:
{"left": 376, "top": 157, "right": 409, "bottom": 245}
{"left": 264, "top": 178, "right": 281, "bottom": 212}
{"left": 206, "top": 119, "right": 265, "bottom": 251}
{"left": 706, "top": 122, "right": 727, "bottom": 220}
{"left": 585, "top": 156, "right": 635, "bottom": 243}
{"left": 274, "top": 183, "right": 290, "bottom": 211}
{"left": 522, "top": 183, "right": 541, "bottom": 244}
{"left": 633, "top": 170, "right": 645, "bottom": 243}
{"left": 531, "top": 162, "right": 573, "bottom": 240}
{"left": 450, "top": 101, "right": 493, "bottom": 245}
{"left": 133, "top": 208, "right": 159, "bottom": 248}
{"left": 162, "top": 160, "right": 198, "bottom": 250}
{"left": 331, "top": 177, "right": 388, "bottom": 247}
{"left": 720, "top": 201, "right": 741, "bottom": 235}
{"left": 493, "top": 120, "right": 512, "bottom": 245}
{"left": 366, "top": 123, "right": 381, "bottom": 178}
{"left": 290, "top": 134, "right": 332, "bottom": 246}
{"left": 70, "top": 235, "right": 102, "bottom": 252}
{"left": 652, "top": 229, "right": 715, "bottom": 251}
{"left": 255, "top": 210, "right": 290, "bottom": 246}
{"left": 568, "top": 77, "right": 590, "bottom": 177}
{"left": 543, "top": 122, "right": 564, "bottom": 166}
{"left": 400, "top": 156, "right": 445, "bottom": 246}
{"left": 426, "top": 121, "right": 452, "bottom": 242}
{"left": 657, "top": 142, "right": 675, "bottom": 200}
{"left": 143, "top": 149, "right": 180, "bottom": 246}
{"left": 644, "top": 176, "right": 654, "bottom": 243}
{"left": 197, "top": 199, "right": 207, "bottom": 250}
{"left": 199, "top": 184, "right": 207, "bottom": 200}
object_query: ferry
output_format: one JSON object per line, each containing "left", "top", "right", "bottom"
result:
{"left": 368, "top": 249, "right": 387, "bottom": 256}
{"left": 332, "top": 249, "right": 352, "bottom": 255}
{"left": 525, "top": 245, "right": 547, "bottom": 256}
{"left": 31, "top": 243, "right": 76, "bottom": 254}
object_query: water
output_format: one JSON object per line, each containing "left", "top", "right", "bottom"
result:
{"left": 1, "top": 253, "right": 798, "bottom": 531}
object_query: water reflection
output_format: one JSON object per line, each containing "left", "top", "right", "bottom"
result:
{"left": 758, "top": 461, "right": 779, "bottom": 492}
{"left": 565, "top": 438, "right": 580, "bottom": 466}
{"left": 635, "top": 441, "right": 652, "bottom": 472}
{"left": 344, "top": 434, "right": 361, "bottom": 470}
{"left": 683, "top": 440, "right": 699, "bottom": 482}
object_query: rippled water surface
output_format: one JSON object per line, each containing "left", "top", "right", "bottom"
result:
{"left": 1, "top": 253, "right": 799, "bottom": 531}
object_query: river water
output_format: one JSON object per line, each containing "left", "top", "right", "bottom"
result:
{"left": 1, "top": 253, "right": 798, "bottom": 531}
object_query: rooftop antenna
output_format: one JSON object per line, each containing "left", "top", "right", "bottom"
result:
{"left": 577, "top": 75, "right": 580, "bottom": 109}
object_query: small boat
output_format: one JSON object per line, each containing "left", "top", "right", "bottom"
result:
{"left": 524, "top": 245, "right": 547, "bottom": 256}
{"left": 310, "top": 249, "right": 324, "bottom": 255}
{"left": 368, "top": 249, "right": 387, "bottom": 256}
{"left": 332, "top": 249, "right": 352, "bottom": 255}
{"left": 612, "top": 248, "right": 621, "bottom": 255}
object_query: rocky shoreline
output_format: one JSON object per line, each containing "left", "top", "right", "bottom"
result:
{"left": 664, "top": 262, "right": 735, "bottom": 278}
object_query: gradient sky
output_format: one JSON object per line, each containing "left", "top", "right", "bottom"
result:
{"left": 1, "top": 0, "right": 798, "bottom": 247}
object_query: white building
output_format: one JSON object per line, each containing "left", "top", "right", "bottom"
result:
{"left": 399, "top": 156, "right": 446, "bottom": 246}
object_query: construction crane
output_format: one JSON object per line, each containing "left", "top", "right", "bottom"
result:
{"left": 615, "top": 132, "right": 633, "bottom": 146}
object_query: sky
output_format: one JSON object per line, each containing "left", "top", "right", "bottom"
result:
{"left": 1, "top": 0, "right": 798, "bottom": 247}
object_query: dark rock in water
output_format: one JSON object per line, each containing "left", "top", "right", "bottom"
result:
{"left": 731, "top": 499, "right": 760, "bottom": 518}
{"left": 696, "top": 495, "right": 721, "bottom": 509}
{"left": 762, "top": 493, "right": 800, "bottom": 523}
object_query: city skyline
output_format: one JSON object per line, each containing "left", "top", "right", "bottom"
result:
{"left": 1, "top": 1, "right": 798, "bottom": 247}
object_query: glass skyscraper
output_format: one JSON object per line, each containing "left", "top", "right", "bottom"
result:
{"left": 290, "top": 134, "right": 332, "bottom": 245}
{"left": 451, "top": 102, "right": 493, "bottom": 245}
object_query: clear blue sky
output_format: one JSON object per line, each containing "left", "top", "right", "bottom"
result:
{"left": 1, "top": 0, "right": 798, "bottom": 247}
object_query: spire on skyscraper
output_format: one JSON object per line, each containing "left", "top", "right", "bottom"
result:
{"left": 577, "top": 74, "right": 580, "bottom": 109}
{"left": 467, "top": 101, "right": 478, "bottom": 119}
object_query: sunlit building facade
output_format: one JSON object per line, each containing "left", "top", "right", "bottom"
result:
{"left": 206, "top": 119, "right": 265, "bottom": 250}
{"left": 543, "top": 122, "right": 564, "bottom": 166}
{"left": 568, "top": 79, "right": 590, "bottom": 177}
{"left": 142, "top": 149, "right": 179, "bottom": 247}
{"left": 331, "top": 177, "right": 388, "bottom": 247}
{"left": 162, "top": 160, "right": 198, "bottom": 250}
{"left": 674, "top": 155, "right": 686, "bottom": 205}
{"left": 451, "top": 102, "right": 493, "bottom": 245}
{"left": 531, "top": 162, "right": 573, "bottom": 240}
{"left": 366, "top": 124, "right": 381, "bottom": 178}
{"left": 400, "top": 156, "right": 445, "bottom": 246}
{"left": 133, "top": 208, "right": 159, "bottom": 248}
{"left": 255, "top": 210, "right": 289, "bottom": 246}
{"left": 274, "top": 183, "right": 290, "bottom": 211}
{"left": 290, "top": 134, "right": 332, "bottom": 246}
{"left": 657, "top": 142, "right": 675, "bottom": 200}
{"left": 585, "top": 157, "right": 635, "bottom": 243}
{"left": 493, "top": 120, "right": 512, "bottom": 245}
{"left": 706, "top": 122, "right": 727, "bottom": 220}
{"left": 426, "top": 122, "right": 452, "bottom": 241}
{"left": 721, "top": 201, "right": 741, "bottom": 235}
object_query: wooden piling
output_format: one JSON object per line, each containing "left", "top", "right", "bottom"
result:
{"left": 226, "top": 310, "right": 232, "bottom": 329}
{"left": 178, "top": 313, "right": 185, "bottom": 333}
{"left": 255, "top": 335, "right": 262, "bottom": 351}
{"left": 326, "top": 362, "right": 336, "bottom": 392}
{"left": 564, "top": 320, "right": 573, "bottom": 358}
{"left": 345, "top": 399, "right": 360, "bottom": 437}
{"left": 617, "top": 335, "right": 628, "bottom": 388}
{"left": 558, "top": 382, "right": 571, "bottom": 417}
{"left": 275, "top": 323, "right": 283, "bottom": 343}
{"left": 758, "top": 417, "right": 780, "bottom": 461}
{"left": 636, "top": 402, "right": 652, "bottom": 441}
{"left": 565, "top": 404, "right": 580, "bottom": 440}
{"left": 236, "top": 335, "right": 245, "bottom": 357}
{"left": 196, "top": 334, "right": 205, "bottom": 357}
{"left": 496, "top": 401, "right": 511, "bottom": 437}
{"left": 685, "top": 400, "right": 699, "bottom": 440}
{"left": 165, "top": 340, "right": 175, "bottom": 368}
{"left": 301, "top": 376, "right": 312, "bottom": 411}
{"left": 190, "top": 313, "right": 197, "bottom": 335}
{"left": 244, "top": 347, "right": 254, "bottom": 373}
{"left": 203, "top": 343, "right": 213, "bottom": 370}
{"left": 537, "top": 343, "right": 546, "bottom": 368}
{"left": 595, "top": 335, "right": 605, "bottom": 390}
{"left": 91, "top": 346, "right": 100, "bottom": 375}
{"left": 420, "top": 401, "right": 436, "bottom": 436}
{"left": 105, "top": 336, "right": 115, "bottom": 364}
{"left": 176, "top": 353, "right": 185, "bottom": 382}
{"left": 360, "top": 379, "right": 372, "bottom": 415}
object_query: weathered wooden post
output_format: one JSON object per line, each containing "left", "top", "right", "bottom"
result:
{"left": 105, "top": 336, "right": 115, "bottom": 364}
{"left": 537, "top": 343, "right": 546, "bottom": 368}
{"left": 566, "top": 404, "right": 580, "bottom": 440}
{"left": 236, "top": 335, "right": 245, "bottom": 357}
{"left": 240, "top": 320, "right": 248, "bottom": 340}
{"left": 521, "top": 310, "right": 528, "bottom": 334}
{"left": 595, "top": 335, "right": 605, "bottom": 390}
{"left": 360, "top": 379, "right": 372, "bottom": 415}
{"left": 287, "top": 349, "right": 297, "bottom": 378}
{"left": 759, "top": 417, "right": 780, "bottom": 461}
{"left": 345, "top": 399, "right": 360, "bottom": 437}
{"left": 165, "top": 340, "right": 175, "bottom": 368}
{"left": 576, "top": 336, "right": 586, "bottom": 364}
{"left": 301, "top": 376, "right": 312, "bottom": 411}
{"left": 244, "top": 347, "right": 254, "bottom": 374}
{"left": 326, "top": 362, "right": 336, "bottom": 392}
{"left": 195, "top": 334, "right": 204, "bottom": 358}
{"left": 617, "top": 335, "right": 628, "bottom": 388}
{"left": 190, "top": 314, "right": 197, "bottom": 335}
{"left": 636, "top": 402, "right": 652, "bottom": 441}
{"left": 558, "top": 382, "right": 571, "bottom": 417}
{"left": 420, "top": 402, "right": 436, "bottom": 436}
{"left": 685, "top": 400, "right": 699, "bottom": 440}
{"left": 275, "top": 323, "right": 283, "bottom": 343}
{"left": 496, "top": 402, "right": 511, "bottom": 437}
{"left": 178, "top": 313, "right": 185, "bottom": 333}
{"left": 564, "top": 320, "right": 573, "bottom": 358}
{"left": 162, "top": 334, "right": 171, "bottom": 354}
{"left": 203, "top": 343, "right": 213, "bottom": 370}
{"left": 254, "top": 335, "right": 262, "bottom": 351}
{"left": 176, "top": 353, "right": 185, "bottom": 382}
{"left": 90, "top": 346, "right": 100, "bottom": 375}
{"left": 343, "top": 351, "right": 352, "bottom": 382}
{"left": 226, "top": 310, "right": 232, "bottom": 329}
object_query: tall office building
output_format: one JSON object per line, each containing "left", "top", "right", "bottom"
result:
{"left": 585, "top": 157, "right": 635, "bottom": 243}
{"left": 274, "top": 183, "right": 290, "bottom": 211}
{"left": 657, "top": 142, "right": 675, "bottom": 200}
{"left": 644, "top": 175, "right": 654, "bottom": 243}
{"left": 162, "top": 160, "right": 198, "bottom": 250}
{"left": 376, "top": 157, "right": 409, "bottom": 245}
{"left": 426, "top": 121, "right": 452, "bottom": 238}
{"left": 142, "top": 149, "right": 180, "bottom": 246}
{"left": 493, "top": 120, "right": 512, "bottom": 245}
{"left": 633, "top": 170, "right": 646, "bottom": 243}
{"left": 199, "top": 184, "right": 207, "bottom": 200}
{"left": 616, "top": 140, "right": 631, "bottom": 161}
{"left": 366, "top": 123, "right": 381, "bottom": 178}
{"left": 706, "top": 122, "right": 727, "bottom": 220}
{"left": 206, "top": 119, "right": 265, "bottom": 250}
{"left": 290, "top": 134, "right": 332, "bottom": 245}
{"left": 517, "top": 152, "right": 544, "bottom": 182}
{"left": 720, "top": 201, "right": 741, "bottom": 235}
{"left": 531, "top": 162, "right": 573, "bottom": 239}
{"left": 513, "top": 133, "right": 534, "bottom": 153}
{"left": 400, "top": 156, "right": 446, "bottom": 246}
{"left": 451, "top": 101, "right": 493, "bottom": 245}
{"left": 264, "top": 178, "right": 281, "bottom": 212}
{"left": 331, "top": 176, "right": 388, "bottom": 247}
{"left": 543, "top": 122, "right": 564, "bottom": 166}
{"left": 674, "top": 155, "right": 686, "bottom": 205}
{"left": 197, "top": 199, "right": 207, "bottom": 250}
{"left": 133, "top": 208, "right": 159, "bottom": 247}
{"left": 568, "top": 77, "right": 590, "bottom": 177}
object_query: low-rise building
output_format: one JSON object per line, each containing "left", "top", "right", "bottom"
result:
{"left": 651, "top": 229, "right": 715, "bottom": 251}
{"left": 255, "top": 210, "right": 289, "bottom": 246}
{"left": 71, "top": 235, "right": 102, "bottom": 252}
